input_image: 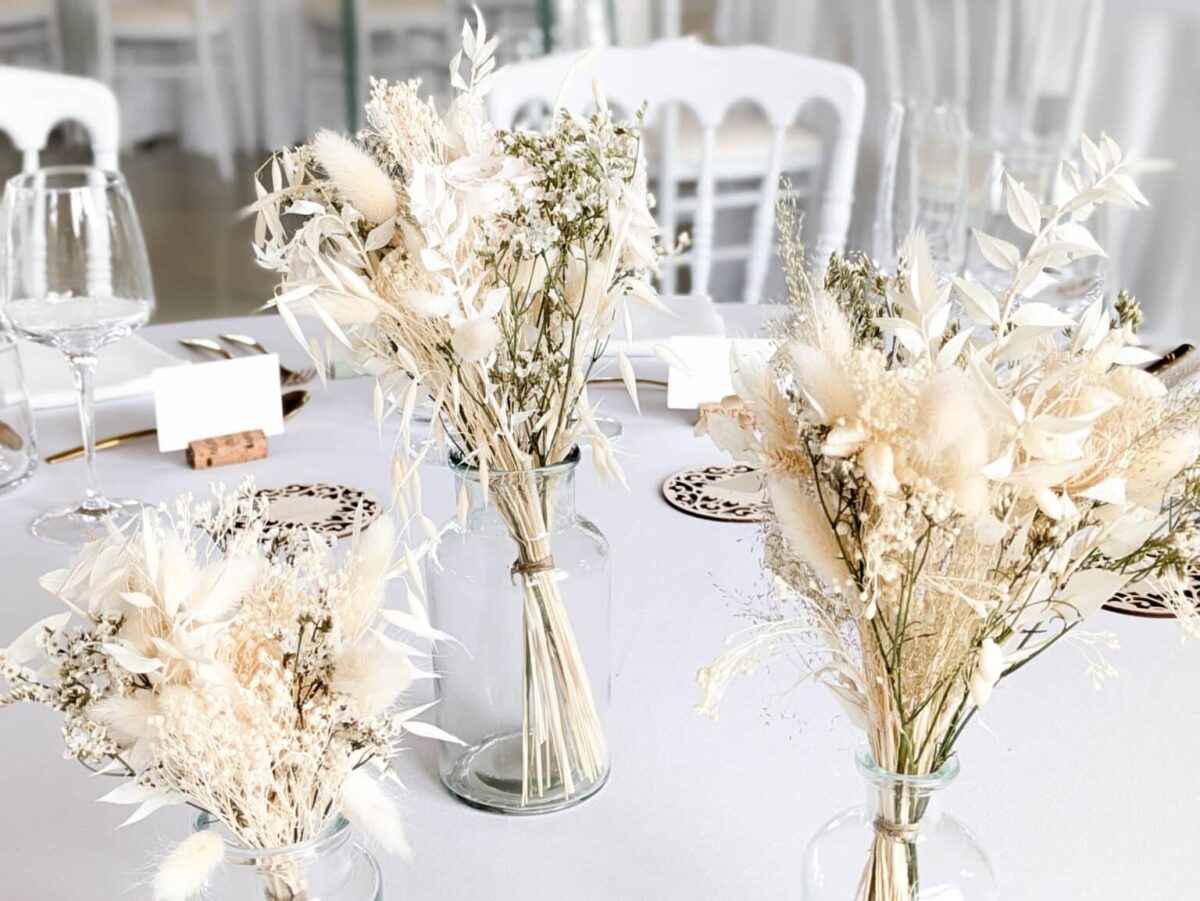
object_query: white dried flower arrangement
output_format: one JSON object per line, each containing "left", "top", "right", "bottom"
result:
{"left": 698, "top": 135, "right": 1200, "bottom": 895}
{"left": 699, "top": 134, "right": 1200, "bottom": 770}
{"left": 250, "top": 12, "right": 660, "bottom": 804}
{"left": 0, "top": 483, "right": 457, "bottom": 901}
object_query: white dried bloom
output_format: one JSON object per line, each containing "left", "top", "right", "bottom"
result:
{"left": 697, "top": 134, "right": 1200, "bottom": 781}
{"left": 312, "top": 129, "right": 397, "bottom": 224}
{"left": 153, "top": 830, "right": 224, "bottom": 901}
{"left": 451, "top": 315, "right": 501, "bottom": 362}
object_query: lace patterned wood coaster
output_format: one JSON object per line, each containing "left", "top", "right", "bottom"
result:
{"left": 254, "top": 483, "right": 381, "bottom": 539}
{"left": 662, "top": 464, "right": 767, "bottom": 523}
{"left": 1103, "top": 571, "right": 1200, "bottom": 619}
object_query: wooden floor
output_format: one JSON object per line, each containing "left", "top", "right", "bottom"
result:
{"left": 2, "top": 139, "right": 277, "bottom": 325}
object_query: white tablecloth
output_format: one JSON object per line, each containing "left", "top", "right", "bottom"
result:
{"left": 0, "top": 310, "right": 1197, "bottom": 899}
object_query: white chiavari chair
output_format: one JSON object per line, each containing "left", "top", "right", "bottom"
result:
{"left": 0, "top": 66, "right": 121, "bottom": 304}
{"left": 488, "top": 38, "right": 866, "bottom": 304}
{"left": 0, "top": 66, "right": 120, "bottom": 173}
{"left": 95, "top": 0, "right": 255, "bottom": 181}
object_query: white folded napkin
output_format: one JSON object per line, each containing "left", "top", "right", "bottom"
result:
{"left": 604, "top": 294, "right": 725, "bottom": 358}
{"left": 18, "top": 336, "right": 184, "bottom": 410}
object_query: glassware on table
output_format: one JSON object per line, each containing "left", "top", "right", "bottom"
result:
{"left": 965, "top": 136, "right": 1108, "bottom": 314}
{"left": 194, "top": 814, "right": 382, "bottom": 901}
{"left": 1, "top": 166, "right": 155, "bottom": 544}
{"left": 801, "top": 751, "right": 998, "bottom": 901}
{"left": 593, "top": 414, "right": 623, "bottom": 441}
{"left": 428, "top": 446, "right": 612, "bottom": 813}
{"left": 0, "top": 328, "right": 37, "bottom": 491}
{"left": 874, "top": 102, "right": 970, "bottom": 272}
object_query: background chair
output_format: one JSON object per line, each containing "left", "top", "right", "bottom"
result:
{"left": 95, "top": 0, "right": 254, "bottom": 181}
{"left": 303, "top": 0, "right": 455, "bottom": 132}
{"left": 0, "top": 0, "right": 61, "bottom": 69}
{"left": 0, "top": 66, "right": 121, "bottom": 310}
{"left": 0, "top": 65, "right": 119, "bottom": 172}
{"left": 488, "top": 38, "right": 865, "bottom": 303}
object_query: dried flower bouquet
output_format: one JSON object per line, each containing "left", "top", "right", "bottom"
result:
{"left": 698, "top": 136, "right": 1200, "bottom": 898}
{"left": 0, "top": 485, "right": 454, "bottom": 901}
{"left": 250, "top": 13, "right": 659, "bottom": 806}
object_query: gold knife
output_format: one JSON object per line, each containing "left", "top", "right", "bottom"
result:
{"left": 46, "top": 390, "right": 310, "bottom": 464}
{"left": 586, "top": 376, "right": 669, "bottom": 388}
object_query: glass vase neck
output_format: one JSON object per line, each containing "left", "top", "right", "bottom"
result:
{"left": 194, "top": 813, "right": 353, "bottom": 870}
{"left": 857, "top": 751, "right": 959, "bottom": 831}
{"left": 450, "top": 446, "right": 581, "bottom": 526}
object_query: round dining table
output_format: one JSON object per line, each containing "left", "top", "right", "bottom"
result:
{"left": 0, "top": 308, "right": 1196, "bottom": 899}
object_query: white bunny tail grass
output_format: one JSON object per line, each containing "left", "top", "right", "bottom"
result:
{"left": 341, "top": 768, "right": 411, "bottom": 859}
{"left": 153, "top": 830, "right": 225, "bottom": 901}
{"left": 311, "top": 129, "right": 397, "bottom": 225}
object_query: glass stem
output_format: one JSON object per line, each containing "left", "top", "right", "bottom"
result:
{"left": 68, "top": 352, "right": 104, "bottom": 510}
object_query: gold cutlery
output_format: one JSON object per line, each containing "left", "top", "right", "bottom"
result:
{"left": 219, "top": 333, "right": 317, "bottom": 386}
{"left": 178, "top": 337, "right": 234, "bottom": 360}
{"left": 1146, "top": 343, "right": 1194, "bottom": 375}
{"left": 587, "top": 376, "right": 669, "bottom": 389}
{"left": 46, "top": 389, "right": 310, "bottom": 464}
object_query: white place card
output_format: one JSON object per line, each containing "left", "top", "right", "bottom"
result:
{"left": 666, "top": 336, "right": 772, "bottom": 409}
{"left": 152, "top": 354, "right": 284, "bottom": 452}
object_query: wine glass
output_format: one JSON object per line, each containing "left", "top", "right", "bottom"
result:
{"left": 874, "top": 102, "right": 970, "bottom": 272}
{"left": 1, "top": 166, "right": 155, "bottom": 544}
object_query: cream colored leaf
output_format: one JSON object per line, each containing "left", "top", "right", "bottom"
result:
{"left": 617, "top": 352, "right": 640, "bottom": 414}
{"left": 1059, "top": 568, "right": 1129, "bottom": 620}
{"left": 1009, "top": 302, "right": 1076, "bottom": 329}
{"left": 1005, "top": 173, "right": 1042, "bottom": 236}
{"left": 973, "top": 230, "right": 1021, "bottom": 271}
{"left": 401, "top": 719, "right": 466, "bottom": 745}
{"left": 952, "top": 277, "right": 999, "bottom": 327}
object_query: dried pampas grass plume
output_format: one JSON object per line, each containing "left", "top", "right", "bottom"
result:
{"left": 90, "top": 694, "right": 160, "bottom": 743}
{"left": 766, "top": 475, "right": 849, "bottom": 593}
{"left": 153, "top": 830, "right": 225, "bottom": 901}
{"left": 312, "top": 129, "right": 397, "bottom": 225}
{"left": 341, "top": 769, "right": 412, "bottom": 859}
{"left": 451, "top": 315, "right": 502, "bottom": 363}
{"left": 331, "top": 636, "right": 418, "bottom": 716}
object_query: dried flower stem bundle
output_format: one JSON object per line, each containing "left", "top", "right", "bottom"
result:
{"left": 250, "top": 12, "right": 658, "bottom": 804}
{"left": 0, "top": 484, "right": 455, "bottom": 901}
{"left": 699, "top": 135, "right": 1200, "bottom": 899}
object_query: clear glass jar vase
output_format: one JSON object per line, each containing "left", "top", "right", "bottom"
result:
{"left": 428, "top": 446, "right": 611, "bottom": 814}
{"left": 802, "top": 752, "right": 997, "bottom": 901}
{"left": 194, "top": 814, "right": 383, "bottom": 900}
{"left": 0, "top": 330, "right": 37, "bottom": 491}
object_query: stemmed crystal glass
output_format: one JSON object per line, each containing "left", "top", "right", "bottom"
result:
{"left": 1, "top": 166, "right": 155, "bottom": 544}
{"left": 874, "top": 102, "right": 970, "bottom": 272}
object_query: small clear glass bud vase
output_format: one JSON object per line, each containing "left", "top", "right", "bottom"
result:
{"left": 0, "top": 329, "right": 36, "bottom": 491}
{"left": 194, "top": 814, "right": 383, "bottom": 900}
{"left": 801, "top": 752, "right": 997, "bottom": 900}
{"left": 428, "top": 446, "right": 612, "bottom": 814}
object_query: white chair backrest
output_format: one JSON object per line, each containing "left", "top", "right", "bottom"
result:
{"left": 488, "top": 39, "right": 866, "bottom": 303}
{"left": 0, "top": 66, "right": 120, "bottom": 173}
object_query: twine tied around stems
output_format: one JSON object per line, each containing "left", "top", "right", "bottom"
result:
{"left": 873, "top": 816, "right": 921, "bottom": 841}
{"left": 511, "top": 555, "right": 556, "bottom": 582}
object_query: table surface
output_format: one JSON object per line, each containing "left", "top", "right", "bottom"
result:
{"left": 1, "top": 309, "right": 1197, "bottom": 900}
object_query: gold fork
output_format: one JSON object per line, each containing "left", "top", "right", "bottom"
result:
{"left": 178, "top": 337, "right": 233, "bottom": 360}
{"left": 219, "top": 334, "right": 317, "bottom": 386}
